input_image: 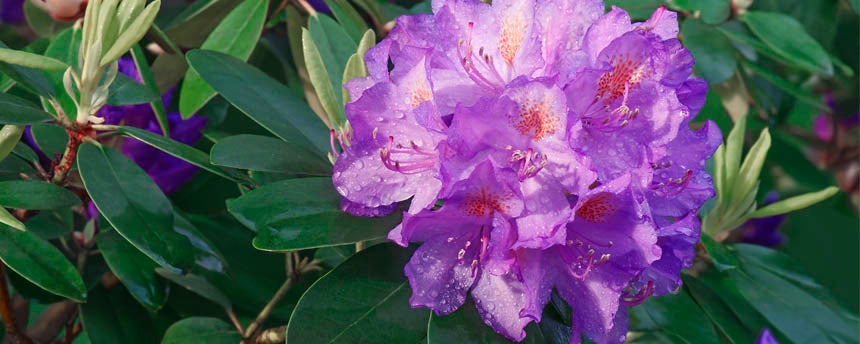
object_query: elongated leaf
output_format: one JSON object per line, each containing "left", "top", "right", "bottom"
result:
{"left": 106, "top": 73, "right": 160, "bottom": 106}
{"left": 180, "top": 0, "right": 269, "bottom": 118}
{"left": 741, "top": 11, "right": 833, "bottom": 76}
{"left": 683, "top": 275, "right": 756, "bottom": 344}
{"left": 210, "top": 134, "right": 331, "bottom": 175}
{"left": 77, "top": 142, "right": 194, "bottom": 273}
{"left": 115, "top": 125, "right": 249, "bottom": 184}
{"left": 100, "top": 0, "right": 161, "bottom": 66}
{"left": 25, "top": 209, "right": 73, "bottom": 239}
{"left": 0, "top": 180, "right": 80, "bottom": 210}
{"left": 429, "top": 302, "right": 545, "bottom": 344}
{"left": 681, "top": 19, "right": 736, "bottom": 84}
{"left": 741, "top": 60, "right": 827, "bottom": 111}
{"left": 98, "top": 229, "right": 167, "bottom": 311}
{"left": 323, "top": 0, "right": 370, "bottom": 43}
{"left": 226, "top": 178, "right": 402, "bottom": 251}
{"left": 186, "top": 50, "right": 330, "bottom": 155}
{"left": 304, "top": 15, "right": 358, "bottom": 126}
{"left": 731, "top": 128, "right": 770, "bottom": 203}
{"left": 629, "top": 287, "right": 721, "bottom": 344}
{"left": 287, "top": 243, "right": 428, "bottom": 343}
{"left": 745, "top": 187, "right": 839, "bottom": 219}
{"left": 156, "top": 268, "right": 231, "bottom": 309}
{"left": 0, "top": 207, "right": 24, "bottom": 231}
{"left": 80, "top": 284, "right": 156, "bottom": 344}
{"left": 0, "top": 93, "right": 54, "bottom": 124}
{"left": 163, "top": 0, "right": 244, "bottom": 47}
{"left": 0, "top": 125, "right": 23, "bottom": 163}
{"left": 0, "top": 223, "right": 86, "bottom": 301}
{"left": 127, "top": 45, "right": 171, "bottom": 137}
{"left": 162, "top": 317, "right": 241, "bottom": 344}
{"left": 0, "top": 48, "right": 67, "bottom": 70}
{"left": 302, "top": 28, "right": 342, "bottom": 126}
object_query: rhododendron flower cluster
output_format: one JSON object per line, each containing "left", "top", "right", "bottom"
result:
{"left": 332, "top": 0, "right": 721, "bottom": 342}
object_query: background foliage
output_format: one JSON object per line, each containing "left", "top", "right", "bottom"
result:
{"left": 0, "top": 0, "right": 856, "bottom": 343}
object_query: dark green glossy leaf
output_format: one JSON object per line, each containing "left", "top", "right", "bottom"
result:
{"left": 210, "top": 134, "right": 331, "bottom": 175}
{"left": 162, "top": 317, "right": 241, "bottom": 343}
{"left": 77, "top": 142, "right": 194, "bottom": 273}
{"left": 740, "top": 60, "right": 826, "bottom": 110}
{"left": 130, "top": 44, "right": 170, "bottom": 137}
{"left": 683, "top": 275, "right": 756, "bottom": 344}
{"left": 603, "top": 0, "right": 663, "bottom": 20}
{"left": 0, "top": 93, "right": 53, "bottom": 124}
{"left": 732, "top": 263, "right": 857, "bottom": 343}
{"left": 681, "top": 19, "right": 737, "bottom": 84}
{"left": 0, "top": 223, "right": 86, "bottom": 301}
{"left": 322, "top": 0, "right": 369, "bottom": 43}
{"left": 226, "top": 178, "right": 402, "bottom": 251}
{"left": 98, "top": 229, "right": 167, "bottom": 311}
{"left": 106, "top": 73, "right": 160, "bottom": 106}
{"left": 25, "top": 209, "right": 73, "bottom": 239}
{"left": 156, "top": 268, "right": 231, "bottom": 309}
{"left": 287, "top": 243, "right": 428, "bottom": 343}
{"left": 700, "top": 234, "right": 738, "bottom": 271}
{"left": 179, "top": 0, "right": 269, "bottom": 118}
{"left": 629, "top": 288, "right": 720, "bottom": 344}
{"left": 173, "top": 211, "right": 229, "bottom": 277}
{"left": 116, "top": 125, "right": 250, "bottom": 185}
{"left": 0, "top": 180, "right": 79, "bottom": 210}
{"left": 186, "top": 49, "right": 330, "bottom": 156}
{"left": 29, "top": 122, "right": 68, "bottom": 157}
{"left": 0, "top": 43, "right": 53, "bottom": 97}
{"left": 81, "top": 284, "right": 157, "bottom": 344}
{"left": 670, "top": 0, "right": 730, "bottom": 24}
{"left": 163, "top": 0, "right": 244, "bottom": 47}
{"left": 741, "top": 11, "right": 833, "bottom": 76}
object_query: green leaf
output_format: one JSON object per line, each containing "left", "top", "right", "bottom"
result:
{"left": 304, "top": 15, "right": 358, "bottom": 127}
{"left": 77, "top": 142, "right": 194, "bottom": 273}
{"left": 23, "top": 0, "right": 72, "bottom": 37}
{"left": 80, "top": 284, "right": 156, "bottom": 344}
{"left": 29, "top": 123, "right": 68, "bottom": 157}
{"left": 179, "top": 0, "right": 269, "bottom": 118}
{"left": 0, "top": 42, "right": 54, "bottom": 96}
{"left": 287, "top": 243, "right": 428, "bottom": 343}
{"left": 322, "top": 0, "right": 370, "bottom": 43}
{"left": 730, "top": 128, "right": 770, "bottom": 205}
{"left": 302, "top": 28, "right": 342, "bottom": 127}
{"left": 210, "top": 134, "right": 331, "bottom": 175}
{"left": 741, "top": 11, "right": 833, "bottom": 76}
{"left": 683, "top": 275, "right": 757, "bottom": 344}
{"left": 0, "top": 125, "right": 23, "bottom": 163}
{"left": 0, "top": 48, "right": 68, "bottom": 71}
{"left": 0, "top": 93, "right": 54, "bottom": 124}
{"left": 98, "top": 229, "right": 167, "bottom": 311}
{"left": 225, "top": 178, "right": 402, "bottom": 251}
{"left": 130, "top": 45, "right": 171, "bottom": 137}
{"left": 744, "top": 187, "right": 839, "bottom": 219}
{"left": 162, "top": 317, "right": 241, "bottom": 343}
{"left": 0, "top": 223, "right": 86, "bottom": 301}
{"left": 105, "top": 73, "right": 160, "bottom": 106}
{"left": 740, "top": 60, "right": 827, "bottom": 111}
{"left": 681, "top": 19, "right": 737, "bottom": 84}
{"left": 732, "top": 263, "right": 856, "bottom": 343}
{"left": 100, "top": 0, "right": 162, "bottom": 66}
{"left": 0, "top": 208, "right": 25, "bottom": 231}
{"left": 186, "top": 49, "right": 330, "bottom": 156}
{"left": 628, "top": 288, "right": 721, "bottom": 344}
{"left": 0, "top": 180, "right": 80, "bottom": 210}
{"left": 115, "top": 125, "right": 250, "bottom": 185}
{"left": 163, "top": 0, "right": 244, "bottom": 47}
{"left": 156, "top": 268, "right": 232, "bottom": 309}
{"left": 25, "top": 209, "right": 73, "bottom": 239}
{"left": 669, "top": 0, "right": 730, "bottom": 24}
{"left": 723, "top": 113, "right": 746, "bottom": 194}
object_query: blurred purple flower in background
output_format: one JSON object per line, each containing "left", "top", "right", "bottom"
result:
{"left": 0, "top": 0, "right": 24, "bottom": 24}
{"left": 96, "top": 57, "right": 207, "bottom": 195}
{"left": 332, "top": 0, "right": 720, "bottom": 341}
{"left": 756, "top": 328, "right": 779, "bottom": 344}
{"left": 737, "top": 191, "right": 786, "bottom": 247}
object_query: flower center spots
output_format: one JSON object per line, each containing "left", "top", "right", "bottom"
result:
{"left": 596, "top": 55, "right": 645, "bottom": 102}
{"left": 409, "top": 87, "right": 432, "bottom": 108}
{"left": 499, "top": 14, "right": 525, "bottom": 65}
{"left": 576, "top": 192, "right": 617, "bottom": 223}
{"left": 464, "top": 188, "right": 510, "bottom": 216}
{"left": 510, "top": 96, "right": 558, "bottom": 140}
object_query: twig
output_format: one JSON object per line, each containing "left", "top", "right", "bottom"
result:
{"left": 226, "top": 307, "right": 245, "bottom": 334}
{"left": 0, "top": 263, "right": 33, "bottom": 344}
{"left": 243, "top": 277, "right": 295, "bottom": 339}
{"left": 255, "top": 325, "right": 288, "bottom": 344}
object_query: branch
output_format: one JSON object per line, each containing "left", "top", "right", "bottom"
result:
{"left": 0, "top": 263, "right": 33, "bottom": 344}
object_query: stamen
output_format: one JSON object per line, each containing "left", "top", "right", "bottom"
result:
{"left": 379, "top": 136, "right": 438, "bottom": 174}
{"left": 457, "top": 22, "right": 505, "bottom": 92}
{"left": 622, "top": 280, "right": 654, "bottom": 306}
{"left": 510, "top": 148, "right": 547, "bottom": 180}
{"left": 650, "top": 169, "right": 693, "bottom": 197}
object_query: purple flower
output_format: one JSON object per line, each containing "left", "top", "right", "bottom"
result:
{"left": 333, "top": 0, "right": 719, "bottom": 342}
{"left": 756, "top": 328, "right": 779, "bottom": 344}
{"left": 97, "top": 57, "right": 207, "bottom": 195}
{"left": 0, "top": 0, "right": 24, "bottom": 24}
